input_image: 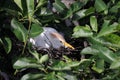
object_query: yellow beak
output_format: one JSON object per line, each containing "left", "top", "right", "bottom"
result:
{"left": 62, "top": 41, "right": 75, "bottom": 50}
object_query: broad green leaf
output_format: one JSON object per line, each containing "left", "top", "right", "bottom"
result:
{"left": 21, "top": 73, "right": 44, "bottom": 80}
{"left": 39, "top": 54, "right": 49, "bottom": 64}
{"left": 63, "top": 1, "right": 85, "bottom": 19}
{"left": 90, "top": 16, "right": 98, "bottom": 32}
{"left": 45, "top": 72, "right": 58, "bottom": 80}
{"left": 72, "top": 7, "right": 95, "bottom": 20}
{"left": 29, "top": 50, "right": 40, "bottom": 61}
{"left": 81, "top": 47, "right": 99, "bottom": 55}
{"left": 110, "top": 1, "right": 120, "bottom": 13}
{"left": 78, "top": 59, "right": 91, "bottom": 69}
{"left": 53, "top": 0, "right": 66, "bottom": 13}
{"left": 36, "top": 0, "right": 48, "bottom": 10}
{"left": 11, "top": 18, "right": 27, "bottom": 42}
{"left": 92, "top": 59, "right": 104, "bottom": 73}
{"left": 14, "top": 0, "right": 22, "bottom": 10}
{"left": 14, "top": 0, "right": 27, "bottom": 16}
{"left": 97, "top": 20, "right": 118, "bottom": 37}
{"left": 72, "top": 26, "right": 93, "bottom": 38}
{"left": 26, "top": 0, "right": 34, "bottom": 19}
{"left": 88, "top": 36, "right": 120, "bottom": 50}
{"left": 94, "top": 0, "right": 107, "bottom": 12}
{"left": 69, "top": 1, "right": 84, "bottom": 13}
{"left": 96, "top": 45, "right": 117, "bottom": 63}
{"left": 48, "top": 60, "right": 72, "bottom": 71}
{"left": 2, "top": 37, "right": 12, "bottom": 53}
{"left": 13, "top": 57, "right": 42, "bottom": 69}
{"left": 30, "top": 23, "right": 43, "bottom": 37}
{"left": 49, "top": 59, "right": 90, "bottom": 71}
{"left": 104, "top": 34, "right": 120, "bottom": 48}
{"left": 110, "top": 58, "right": 120, "bottom": 69}
{"left": 57, "top": 72, "right": 77, "bottom": 80}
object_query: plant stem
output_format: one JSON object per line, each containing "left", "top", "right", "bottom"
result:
{"left": 22, "top": 19, "right": 32, "bottom": 54}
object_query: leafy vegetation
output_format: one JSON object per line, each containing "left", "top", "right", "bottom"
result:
{"left": 1, "top": 0, "right": 120, "bottom": 80}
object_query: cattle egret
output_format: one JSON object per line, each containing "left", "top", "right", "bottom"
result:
{"left": 30, "top": 27, "right": 74, "bottom": 50}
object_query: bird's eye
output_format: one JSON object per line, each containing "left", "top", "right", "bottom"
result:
{"left": 60, "top": 41, "right": 62, "bottom": 43}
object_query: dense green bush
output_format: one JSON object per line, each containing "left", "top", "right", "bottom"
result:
{"left": 1, "top": 0, "right": 120, "bottom": 80}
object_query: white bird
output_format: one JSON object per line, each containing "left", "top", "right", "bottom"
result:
{"left": 29, "top": 27, "right": 74, "bottom": 50}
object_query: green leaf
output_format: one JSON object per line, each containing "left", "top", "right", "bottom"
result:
{"left": 39, "top": 54, "right": 49, "bottom": 64}
{"left": 92, "top": 59, "right": 104, "bottom": 73}
{"left": 53, "top": 0, "right": 66, "bottom": 13}
{"left": 110, "top": 1, "right": 120, "bottom": 13}
{"left": 45, "top": 72, "right": 58, "bottom": 80}
{"left": 72, "top": 26, "right": 93, "bottom": 38}
{"left": 110, "top": 58, "right": 120, "bottom": 69}
{"left": 96, "top": 45, "right": 117, "bottom": 63}
{"left": 63, "top": 1, "right": 85, "bottom": 19}
{"left": 81, "top": 47, "right": 99, "bottom": 55}
{"left": 49, "top": 59, "right": 90, "bottom": 71}
{"left": 14, "top": 0, "right": 23, "bottom": 10}
{"left": 13, "top": 57, "right": 42, "bottom": 69}
{"left": 21, "top": 73, "right": 44, "bottom": 80}
{"left": 94, "top": 0, "right": 107, "bottom": 12}
{"left": 14, "top": 0, "right": 27, "bottom": 16}
{"left": 88, "top": 36, "right": 120, "bottom": 48}
{"left": 104, "top": 34, "right": 120, "bottom": 48}
{"left": 97, "top": 20, "right": 118, "bottom": 37}
{"left": 30, "top": 23, "right": 43, "bottom": 37}
{"left": 57, "top": 72, "right": 77, "bottom": 80}
{"left": 36, "top": 0, "right": 48, "bottom": 10}
{"left": 29, "top": 50, "right": 40, "bottom": 61}
{"left": 2, "top": 37, "right": 12, "bottom": 53}
{"left": 72, "top": 7, "right": 95, "bottom": 20}
{"left": 26, "top": 0, "right": 34, "bottom": 19}
{"left": 11, "top": 18, "right": 27, "bottom": 42}
{"left": 90, "top": 16, "right": 98, "bottom": 32}
{"left": 49, "top": 61, "right": 72, "bottom": 71}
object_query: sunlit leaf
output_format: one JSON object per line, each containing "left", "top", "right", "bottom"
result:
{"left": 72, "top": 7, "right": 95, "bottom": 20}
{"left": 110, "top": 58, "right": 120, "bottom": 69}
{"left": 45, "top": 72, "right": 58, "bottom": 80}
{"left": 49, "top": 59, "right": 91, "bottom": 71}
{"left": 53, "top": 0, "right": 66, "bottom": 13}
{"left": 57, "top": 72, "right": 77, "bottom": 80}
{"left": 94, "top": 0, "right": 107, "bottom": 12}
{"left": 21, "top": 73, "right": 44, "bottom": 80}
{"left": 36, "top": 0, "right": 48, "bottom": 10}
{"left": 11, "top": 18, "right": 27, "bottom": 42}
{"left": 49, "top": 60, "right": 72, "bottom": 71}
{"left": 97, "top": 20, "right": 118, "bottom": 37}
{"left": 63, "top": 1, "right": 85, "bottom": 19}
{"left": 26, "top": 0, "right": 34, "bottom": 19}
{"left": 14, "top": 0, "right": 27, "bottom": 15}
{"left": 90, "top": 16, "right": 98, "bottom": 32}
{"left": 92, "top": 59, "right": 104, "bottom": 73}
{"left": 81, "top": 47, "right": 99, "bottom": 55}
{"left": 72, "top": 26, "right": 93, "bottom": 38}
{"left": 30, "top": 23, "right": 43, "bottom": 37}
{"left": 14, "top": 0, "right": 23, "bottom": 10}
{"left": 88, "top": 36, "right": 120, "bottom": 48}
{"left": 96, "top": 45, "right": 117, "bottom": 63}
{"left": 104, "top": 34, "right": 120, "bottom": 48}
{"left": 39, "top": 54, "right": 49, "bottom": 64}
{"left": 13, "top": 57, "right": 42, "bottom": 69}
{"left": 29, "top": 50, "right": 40, "bottom": 61}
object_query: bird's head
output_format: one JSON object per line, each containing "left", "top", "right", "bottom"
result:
{"left": 50, "top": 32, "right": 75, "bottom": 50}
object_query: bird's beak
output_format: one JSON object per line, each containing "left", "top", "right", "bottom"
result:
{"left": 62, "top": 41, "right": 75, "bottom": 50}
